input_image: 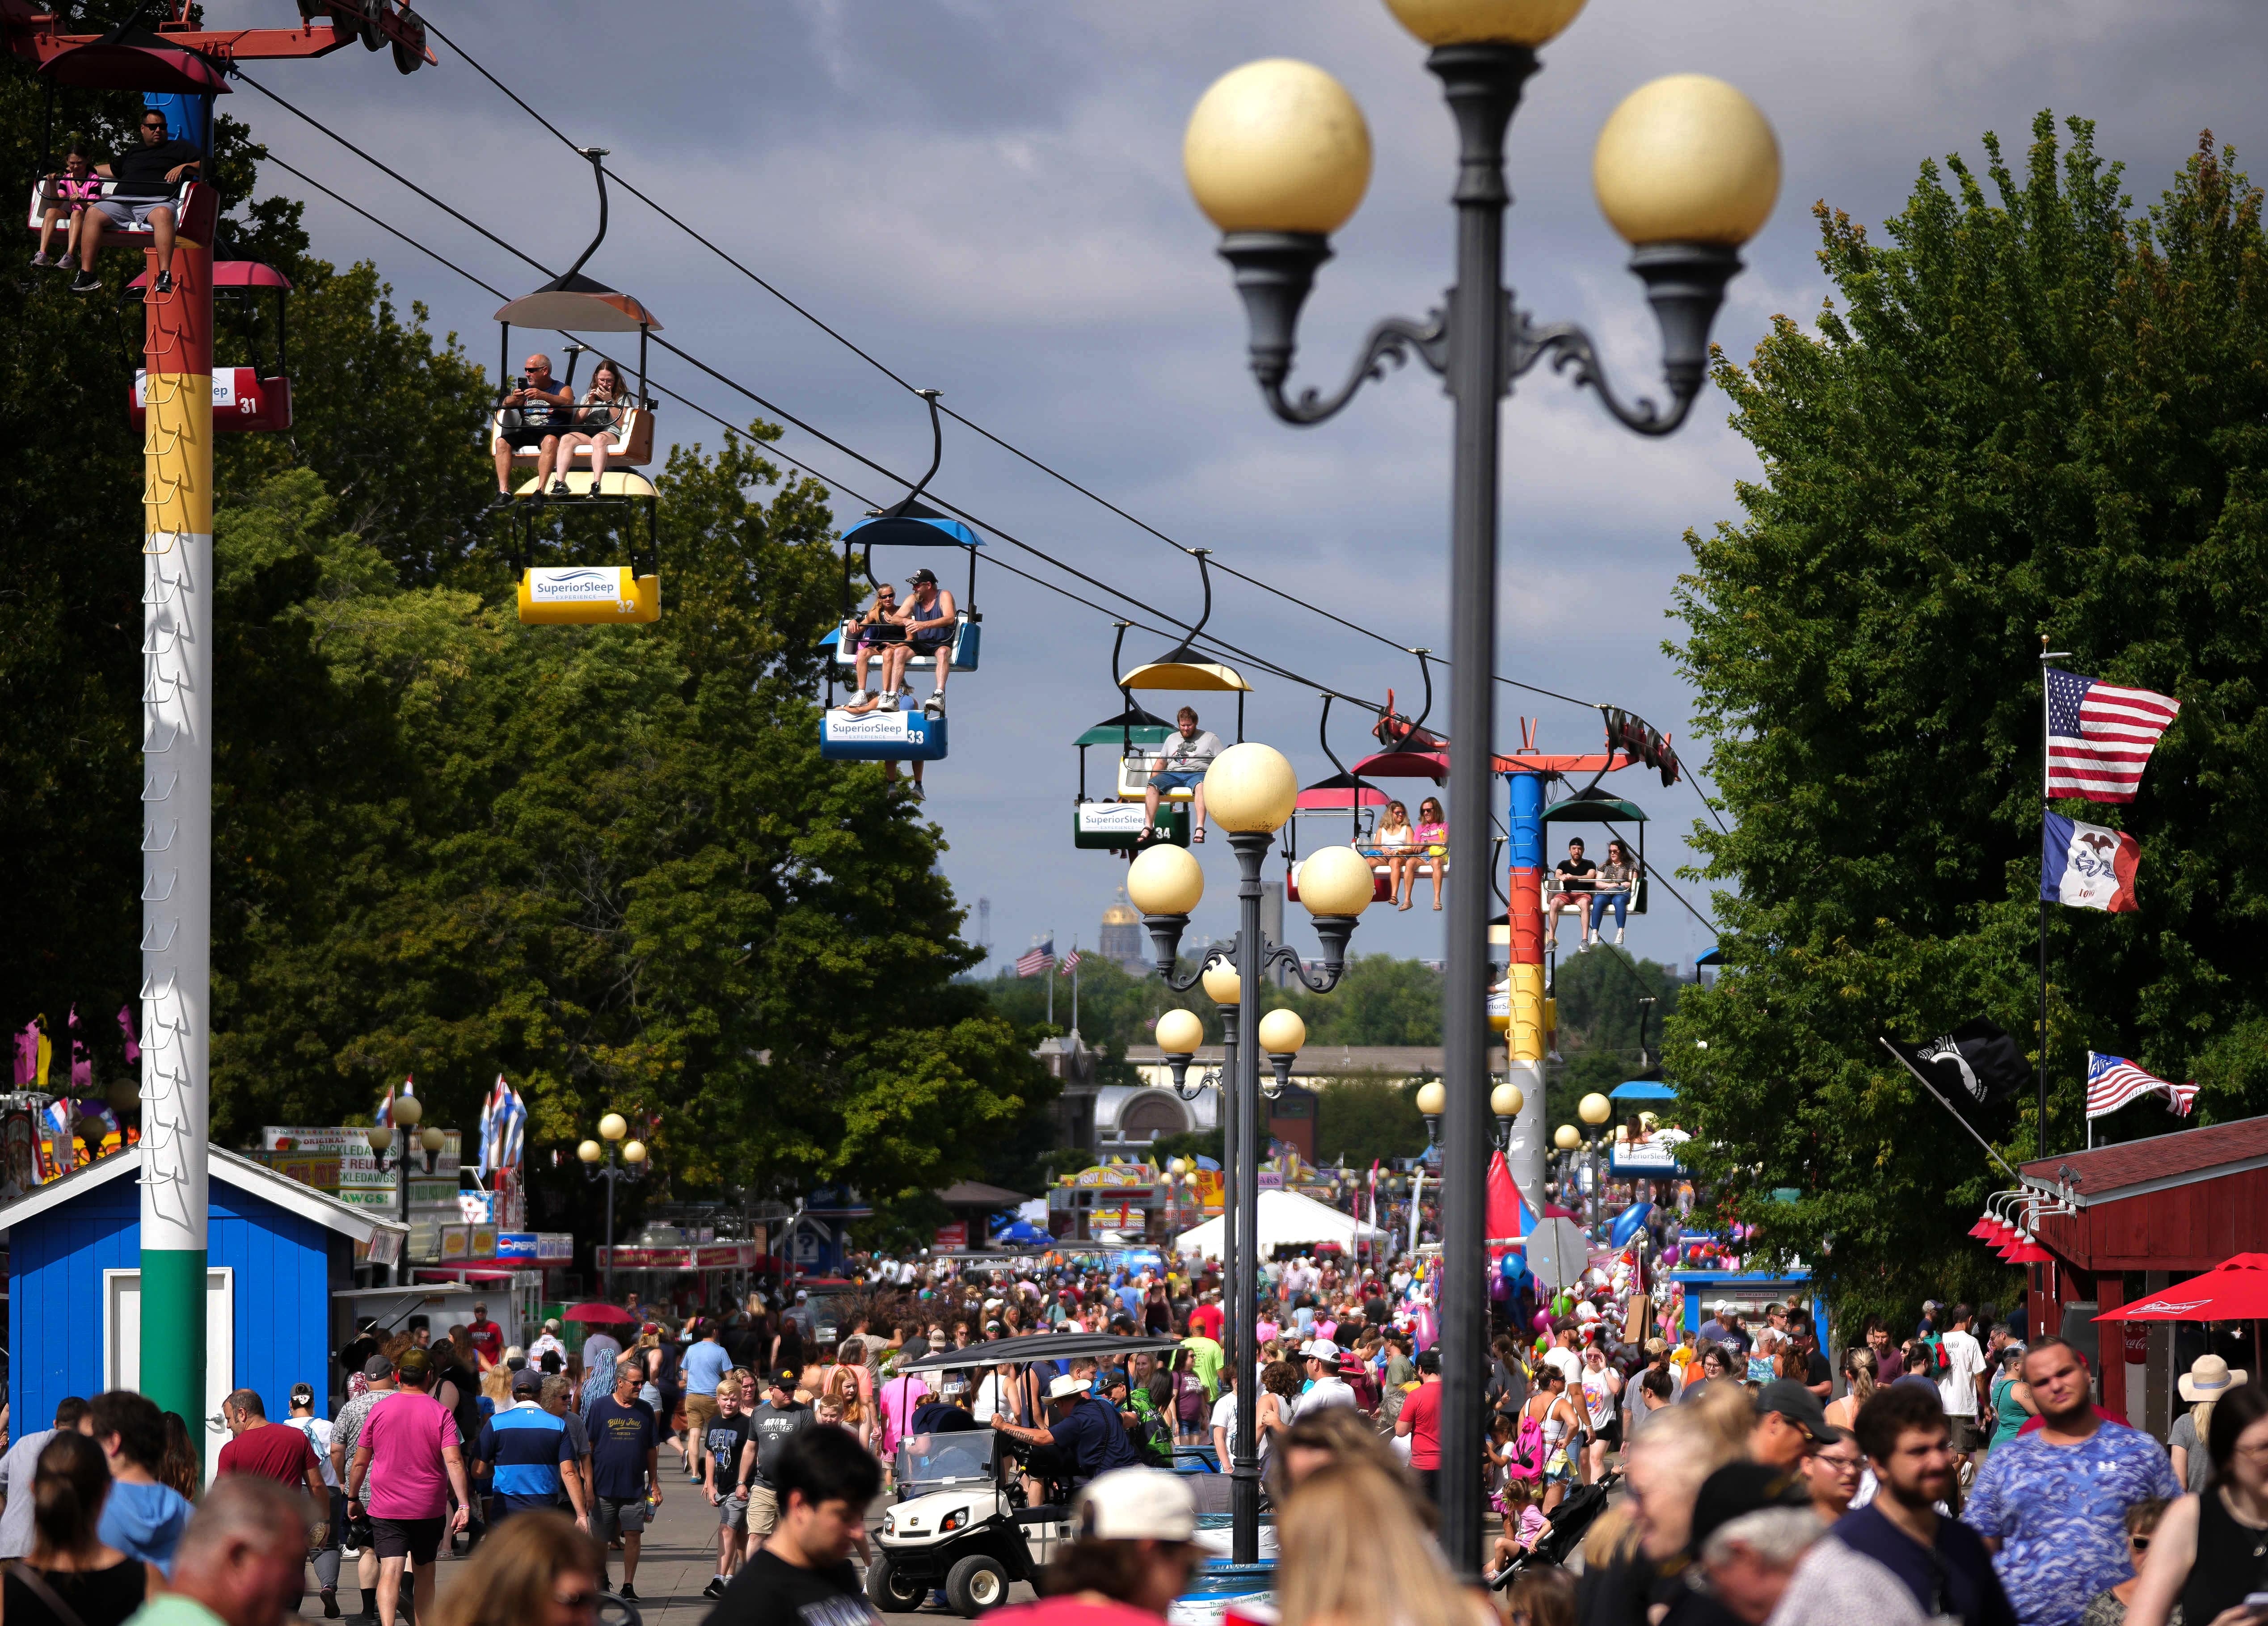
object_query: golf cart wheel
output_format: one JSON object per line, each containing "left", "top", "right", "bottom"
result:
{"left": 865, "top": 1554, "right": 926, "bottom": 1612}
{"left": 946, "top": 1553, "right": 1010, "bottom": 1616}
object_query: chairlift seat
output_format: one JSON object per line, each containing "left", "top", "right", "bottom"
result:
{"left": 517, "top": 565, "right": 659, "bottom": 626}
{"left": 510, "top": 469, "right": 658, "bottom": 503}
{"left": 819, "top": 704, "right": 947, "bottom": 763}
{"left": 26, "top": 177, "right": 209, "bottom": 245}
{"left": 1074, "top": 800, "right": 1188, "bottom": 851}
{"left": 820, "top": 612, "right": 982, "bottom": 675}
{"left": 129, "top": 366, "right": 291, "bottom": 434}
{"left": 491, "top": 405, "right": 657, "bottom": 468}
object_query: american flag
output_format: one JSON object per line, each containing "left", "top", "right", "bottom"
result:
{"left": 2046, "top": 669, "right": 2180, "bottom": 803}
{"left": 1059, "top": 947, "right": 1081, "bottom": 974}
{"left": 2086, "top": 1052, "right": 2197, "bottom": 1119}
{"left": 1016, "top": 939, "right": 1055, "bottom": 977}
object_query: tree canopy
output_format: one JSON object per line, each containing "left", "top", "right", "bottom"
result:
{"left": 1667, "top": 114, "right": 2268, "bottom": 1317}
{"left": 0, "top": 78, "right": 1052, "bottom": 1230}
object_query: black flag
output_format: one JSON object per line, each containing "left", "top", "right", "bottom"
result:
{"left": 1882, "top": 1019, "right": 2029, "bottom": 1121}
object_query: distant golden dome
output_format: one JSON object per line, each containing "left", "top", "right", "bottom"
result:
{"left": 1102, "top": 887, "right": 1139, "bottom": 927}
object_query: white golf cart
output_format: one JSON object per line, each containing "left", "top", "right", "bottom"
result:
{"left": 864, "top": 1331, "right": 1185, "bottom": 1617}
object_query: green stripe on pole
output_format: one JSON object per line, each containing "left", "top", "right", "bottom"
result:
{"left": 139, "top": 1247, "right": 207, "bottom": 1469}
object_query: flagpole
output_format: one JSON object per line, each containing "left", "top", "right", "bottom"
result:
{"left": 2040, "top": 640, "right": 2071, "bottom": 1161}
{"left": 1046, "top": 932, "right": 1054, "bottom": 1028}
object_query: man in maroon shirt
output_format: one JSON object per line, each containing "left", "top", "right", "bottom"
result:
{"left": 217, "top": 1390, "right": 329, "bottom": 1541}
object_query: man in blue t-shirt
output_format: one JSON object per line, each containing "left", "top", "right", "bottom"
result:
{"left": 989, "top": 1374, "right": 1139, "bottom": 1494}
{"left": 585, "top": 1358, "right": 662, "bottom": 1600}
{"left": 1835, "top": 1381, "right": 2015, "bottom": 1626}
{"left": 1962, "top": 1338, "right": 2177, "bottom": 1626}
{"left": 682, "top": 1320, "right": 734, "bottom": 1478}
{"left": 476, "top": 1368, "right": 590, "bottom": 1525}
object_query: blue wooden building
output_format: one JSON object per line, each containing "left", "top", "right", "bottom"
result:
{"left": 1, "top": 1145, "right": 405, "bottom": 1472}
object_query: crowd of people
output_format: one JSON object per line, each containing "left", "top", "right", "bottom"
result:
{"left": 4, "top": 1251, "right": 2264, "bottom": 1626}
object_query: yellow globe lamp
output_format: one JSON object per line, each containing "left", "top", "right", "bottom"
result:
{"left": 1578, "top": 1091, "right": 1613, "bottom": 1126}
{"left": 1490, "top": 1081, "right": 1524, "bottom": 1119}
{"left": 599, "top": 1112, "right": 628, "bottom": 1143}
{"left": 1554, "top": 1124, "right": 1582, "bottom": 1151}
{"left": 1201, "top": 960, "right": 1241, "bottom": 1007}
{"left": 1184, "top": 60, "right": 1372, "bottom": 236}
{"left": 1593, "top": 75, "right": 1779, "bottom": 248}
{"left": 1168, "top": 1157, "right": 1188, "bottom": 1177}
{"left": 1297, "top": 845, "right": 1377, "bottom": 917}
{"left": 1204, "top": 743, "right": 1299, "bottom": 834}
{"left": 1256, "top": 1008, "right": 1307, "bottom": 1056}
{"left": 366, "top": 1125, "right": 395, "bottom": 1154}
{"left": 622, "top": 1140, "right": 648, "bottom": 1165}
{"left": 1155, "top": 1008, "right": 1206, "bottom": 1056}
{"left": 419, "top": 1125, "right": 445, "bottom": 1154}
{"left": 1127, "top": 844, "right": 1205, "bottom": 917}
{"left": 392, "top": 1092, "right": 424, "bottom": 1129}
{"left": 1414, "top": 1080, "right": 1447, "bottom": 1117}
{"left": 1382, "top": 0, "right": 1587, "bottom": 46}
{"left": 576, "top": 1139, "right": 603, "bottom": 1164}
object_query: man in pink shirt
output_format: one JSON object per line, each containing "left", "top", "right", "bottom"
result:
{"left": 344, "top": 1348, "right": 472, "bottom": 1626}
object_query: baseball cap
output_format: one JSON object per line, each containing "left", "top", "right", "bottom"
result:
{"left": 1756, "top": 1379, "right": 1833, "bottom": 1442}
{"left": 1074, "top": 1467, "right": 1197, "bottom": 1543}
{"left": 1306, "top": 1339, "right": 1341, "bottom": 1363}
{"left": 362, "top": 1354, "right": 393, "bottom": 1379}
{"left": 1689, "top": 1460, "right": 1810, "bottom": 1551}
{"left": 543, "top": 1318, "right": 561, "bottom": 1332}
{"left": 510, "top": 1367, "right": 545, "bottom": 1396}
{"left": 906, "top": 568, "right": 939, "bottom": 587}
{"left": 770, "top": 1369, "right": 797, "bottom": 1391}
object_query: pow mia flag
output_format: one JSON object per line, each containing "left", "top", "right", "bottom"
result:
{"left": 1882, "top": 1019, "right": 2030, "bottom": 1130}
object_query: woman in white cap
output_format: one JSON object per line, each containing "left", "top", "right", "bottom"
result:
{"left": 982, "top": 1468, "right": 1198, "bottom": 1626}
{"left": 2168, "top": 1353, "right": 2247, "bottom": 1495}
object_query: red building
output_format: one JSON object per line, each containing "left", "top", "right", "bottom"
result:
{"left": 2019, "top": 1113, "right": 2268, "bottom": 1434}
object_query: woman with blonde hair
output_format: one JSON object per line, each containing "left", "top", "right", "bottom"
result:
{"left": 1276, "top": 1461, "right": 1489, "bottom": 1626}
{"left": 1825, "top": 1346, "right": 1876, "bottom": 1432}
{"left": 430, "top": 1508, "right": 600, "bottom": 1626}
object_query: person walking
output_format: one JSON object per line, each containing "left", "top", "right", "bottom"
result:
{"left": 4, "top": 1432, "right": 154, "bottom": 1626}
{"left": 280, "top": 1384, "right": 346, "bottom": 1620}
{"left": 125, "top": 1476, "right": 311, "bottom": 1626}
{"left": 1963, "top": 1338, "right": 2177, "bottom": 1626}
{"left": 0, "top": 1398, "right": 87, "bottom": 1561}
{"left": 86, "top": 1393, "right": 192, "bottom": 1577}
{"left": 329, "top": 1355, "right": 397, "bottom": 1624}
{"left": 1836, "top": 1385, "right": 2016, "bottom": 1626}
{"left": 2121, "top": 1383, "right": 2268, "bottom": 1626}
{"left": 683, "top": 1321, "right": 733, "bottom": 1485}
{"left": 584, "top": 1357, "right": 662, "bottom": 1601}
{"left": 474, "top": 1368, "right": 588, "bottom": 1529}
{"left": 701, "top": 1425, "right": 881, "bottom": 1626}
{"left": 1391, "top": 1349, "right": 1443, "bottom": 1508}
{"left": 344, "top": 1348, "right": 472, "bottom": 1626}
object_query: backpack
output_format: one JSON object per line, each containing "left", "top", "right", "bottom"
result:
{"left": 1137, "top": 1408, "right": 1175, "bottom": 1466}
{"left": 1504, "top": 1404, "right": 1548, "bottom": 1482}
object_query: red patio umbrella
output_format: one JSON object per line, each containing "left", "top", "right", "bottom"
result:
{"left": 2093, "top": 1253, "right": 2268, "bottom": 1321}
{"left": 561, "top": 1302, "right": 636, "bottom": 1324}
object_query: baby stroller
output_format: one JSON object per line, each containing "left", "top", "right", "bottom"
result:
{"left": 1489, "top": 1472, "right": 1620, "bottom": 1588}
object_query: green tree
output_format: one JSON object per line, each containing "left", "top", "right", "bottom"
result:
{"left": 1263, "top": 955, "right": 1443, "bottom": 1046}
{"left": 1665, "top": 115, "right": 2268, "bottom": 1321}
{"left": 1312, "top": 1073, "right": 1429, "bottom": 1165}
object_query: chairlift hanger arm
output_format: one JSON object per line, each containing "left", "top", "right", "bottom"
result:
{"left": 882, "top": 389, "right": 944, "bottom": 519}
{"left": 561, "top": 147, "right": 610, "bottom": 284}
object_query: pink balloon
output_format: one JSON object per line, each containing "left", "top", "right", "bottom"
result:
{"left": 1531, "top": 1310, "right": 1550, "bottom": 1334}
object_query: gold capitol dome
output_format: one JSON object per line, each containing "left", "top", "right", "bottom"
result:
{"left": 1102, "top": 888, "right": 1139, "bottom": 927}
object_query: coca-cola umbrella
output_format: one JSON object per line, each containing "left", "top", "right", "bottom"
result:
{"left": 561, "top": 1302, "right": 637, "bottom": 1325}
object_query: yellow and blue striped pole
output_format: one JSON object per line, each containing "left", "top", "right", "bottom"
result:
{"left": 139, "top": 184, "right": 214, "bottom": 1451}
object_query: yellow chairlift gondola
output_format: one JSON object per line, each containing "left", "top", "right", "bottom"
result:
{"left": 492, "top": 148, "right": 662, "bottom": 626}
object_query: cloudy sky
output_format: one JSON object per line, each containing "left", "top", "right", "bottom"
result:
{"left": 226, "top": 1, "right": 2266, "bottom": 982}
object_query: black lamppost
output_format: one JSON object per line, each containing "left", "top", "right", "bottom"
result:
{"left": 578, "top": 1112, "right": 648, "bottom": 1302}
{"left": 1134, "top": 743, "right": 1375, "bottom": 1564}
{"left": 1180, "top": 4, "right": 1778, "bottom": 1573}
{"left": 366, "top": 1095, "right": 444, "bottom": 1286}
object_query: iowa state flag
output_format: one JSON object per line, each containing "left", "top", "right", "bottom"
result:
{"left": 2042, "top": 812, "right": 2139, "bottom": 912}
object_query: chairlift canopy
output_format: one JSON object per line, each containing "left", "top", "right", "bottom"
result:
{"left": 41, "top": 41, "right": 231, "bottom": 93}
{"left": 1295, "top": 773, "right": 1389, "bottom": 812}
{"left": 844, "top": 507, "right": 983, "bottom": 551}
{"left": 1074, "top": 704, "right": 1174, "bottom": 748}
{"left": 1352, "top": 749, "right": 1448, "bottom": 783}
{"left": 1122, "top": 643, "right": 1250, "bottom": 693}
{"left": 1610, "top": 1080, "right": 1679, "bottom": 1102}
{"left": 494, "top": 274, "right": 660, "bottom": 333}
{"left": 1542, "top": 796, "right": 1648, "bottom": 823}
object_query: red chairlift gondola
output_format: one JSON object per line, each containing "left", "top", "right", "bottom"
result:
{"left": 126, "top": 259, "right": 293, "bottom": 433}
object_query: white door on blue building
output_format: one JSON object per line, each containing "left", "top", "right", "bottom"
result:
{"left": 102, "top": 1268, "right": 234, "bottom": 1488}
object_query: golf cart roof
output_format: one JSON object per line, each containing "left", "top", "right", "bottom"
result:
{"left": 897, "top": 1331, "right": 1185, "bottom": 1373}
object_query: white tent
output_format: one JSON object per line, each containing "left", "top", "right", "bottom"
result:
{"left": 1174, "top": 1187, "right": 1387, "bottom": 1256}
